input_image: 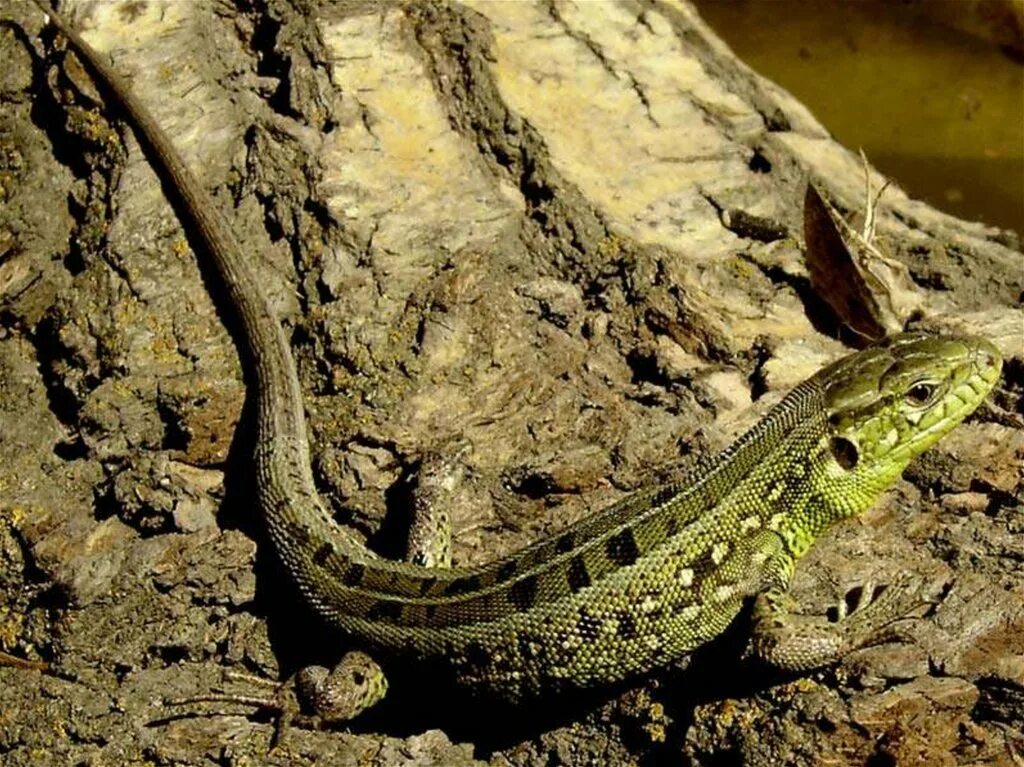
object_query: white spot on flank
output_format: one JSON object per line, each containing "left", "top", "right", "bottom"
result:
{"left": 768, "top": 513, "right": 785, "bottom": 530}
{"left": 676, "top": 605, "right": 700, "bottom": 622}
{"left": 741, "top": 515, "right": 761, "bottom": 533}
{"left": 678, "top": 568, "right": 694, "bottom": 587}
{"left": 714, "top": 584, "right": 735, "bottom": 602}
{"left": 711, "top": 542, "right": 730, "bottom": 564}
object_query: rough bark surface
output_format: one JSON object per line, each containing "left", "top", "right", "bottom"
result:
{"left": 0, "top": 1, "right": 1021, "bottom": 765}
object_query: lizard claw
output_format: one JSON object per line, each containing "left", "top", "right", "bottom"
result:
{"left": 830, "top": 574, "right": 950, "bottom": 651}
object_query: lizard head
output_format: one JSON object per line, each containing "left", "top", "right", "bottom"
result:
{"left": 816, "top": 333, "right": 1002, "bottom": 510}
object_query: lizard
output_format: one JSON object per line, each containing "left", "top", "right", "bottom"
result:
{"left": 29, "top": 0, "right": 1003, "bottom": 725}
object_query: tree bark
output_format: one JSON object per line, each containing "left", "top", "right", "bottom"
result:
{"left": 0, "top": 1, "right": 1020, "bottom": 765}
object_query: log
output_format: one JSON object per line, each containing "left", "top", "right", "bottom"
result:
{"left": 0, "top": 1, "right": 1020, "bottom": 764}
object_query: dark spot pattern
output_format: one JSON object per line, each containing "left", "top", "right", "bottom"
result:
{"left": 665, "top": 516, "right": 680, "bottom": 537}
{"left": 699, "top": 483, "right": 716, "bottom": 513}
{"left": 651, "top": 485, "right": 678, "bottom": 507}
{"left": 567, "top": 555, "right": 591, "bottom": 592}
{"left": 288, "top": 521, "right": 312, "bottom": 547}
{"left": 444, "top": 575, "right": 481, "bottom": 596}
{"left": 672, "top": 599, "right": 699, "bottom": 616}
{"left": 606, "top": 529, "right": 640, "bottom": 567}
{"left": 342, "top": 562, "right": 365, "bottom": 586}
{"left": 465, "top": 641, "right": 489, "bottom": 670}
{"left": 366, "top": 600, "right": 402, "bottom": 622}
{"left": 577, "top": 609, "right": 602, "bottom": 640}
{"left": 419, "top": 576, "right": 436, "bottom": 596}
{"left": 616, "top": 612, "right": 638, "bottom": 640}
{"left": 693, "top": 545, "right": 716, "bottom": 572}
{"left": 555, "top": 533, "right": 575, "bottom": 553}
{"left": 313, "top": 542, "right": 334, "bottom": 566}
{"left": 517, "top": 633, "right": 539, "bottom": 661}
{"left": 496, "top": 560, "right": 517, "bottom": 583}
{"left": 830, "top": 436, "right": 859, "bottom": 470}
{"left": 508, "top": 575, "right": 539, "bottom": 611}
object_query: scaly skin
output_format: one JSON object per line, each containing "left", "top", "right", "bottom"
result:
{"left": 33, "top": 1, "right": 1002, "bottom": 718}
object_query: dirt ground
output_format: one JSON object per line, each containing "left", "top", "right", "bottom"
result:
{"left": 0, "top": 1, "right": 1021, "bottom": 765}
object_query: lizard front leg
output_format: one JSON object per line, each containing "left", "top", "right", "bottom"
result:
{"left": 750, "top": 552, "right": 935, "bottom": 671}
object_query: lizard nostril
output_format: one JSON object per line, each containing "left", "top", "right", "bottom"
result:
{"left": 977, "top": 349, "right": 999, "bottom": 374}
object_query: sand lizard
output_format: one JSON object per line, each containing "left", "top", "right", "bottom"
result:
{"left": 30, "top": 0, "right": 1003, "bottom": 723}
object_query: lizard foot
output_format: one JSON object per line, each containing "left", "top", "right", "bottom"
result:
{"left": 404, "top": 446, "right": 469, "bottom": 568}
{"left": 163, "top": 651, "right": 387, "bottom": 742}
{"left": 827, "top": 576, "right": 945, "bottom": 648}
{"left": 164, "top": 667, "right": 304, "bottom": 746}
{"left": 751, "top": 576, "right": 942, "bottom": 671}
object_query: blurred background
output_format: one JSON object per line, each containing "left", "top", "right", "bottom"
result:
{"left": 692, "top": 0, "right": 1024, "bottom": 238}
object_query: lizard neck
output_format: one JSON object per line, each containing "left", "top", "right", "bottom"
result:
{"left": 774, "top": 425, "right": 911, "bottom": 561}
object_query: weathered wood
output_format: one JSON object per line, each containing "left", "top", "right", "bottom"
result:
{"left": 0, "top": 1, "right": 1019, "bottom": 764}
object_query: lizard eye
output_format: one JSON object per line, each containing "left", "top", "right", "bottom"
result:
{"left": 904, "top": 381, "right": 938, "bottom": 407}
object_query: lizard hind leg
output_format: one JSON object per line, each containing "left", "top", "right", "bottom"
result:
{"left": 163, "top": 669, "right": 307, "bottom": 747}
{"left": 403, "top": 450, "right": 462, "bottom": 569}
{"left": 165, "top": 452, "right": 463, "bottom": 731}
{"left": 162, "top": 653, "right": 390, "bottom": 735}
{"left": 297, "top": 450, "right": 465, "bottom": 722}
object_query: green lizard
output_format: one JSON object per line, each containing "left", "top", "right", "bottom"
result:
{"left": 31, "top": 1, "right": 1002, "bottom": 724}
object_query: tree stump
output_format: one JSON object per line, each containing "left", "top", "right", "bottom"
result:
{"left": 0, "top": 1, "right": 1020, "bottom": 765}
